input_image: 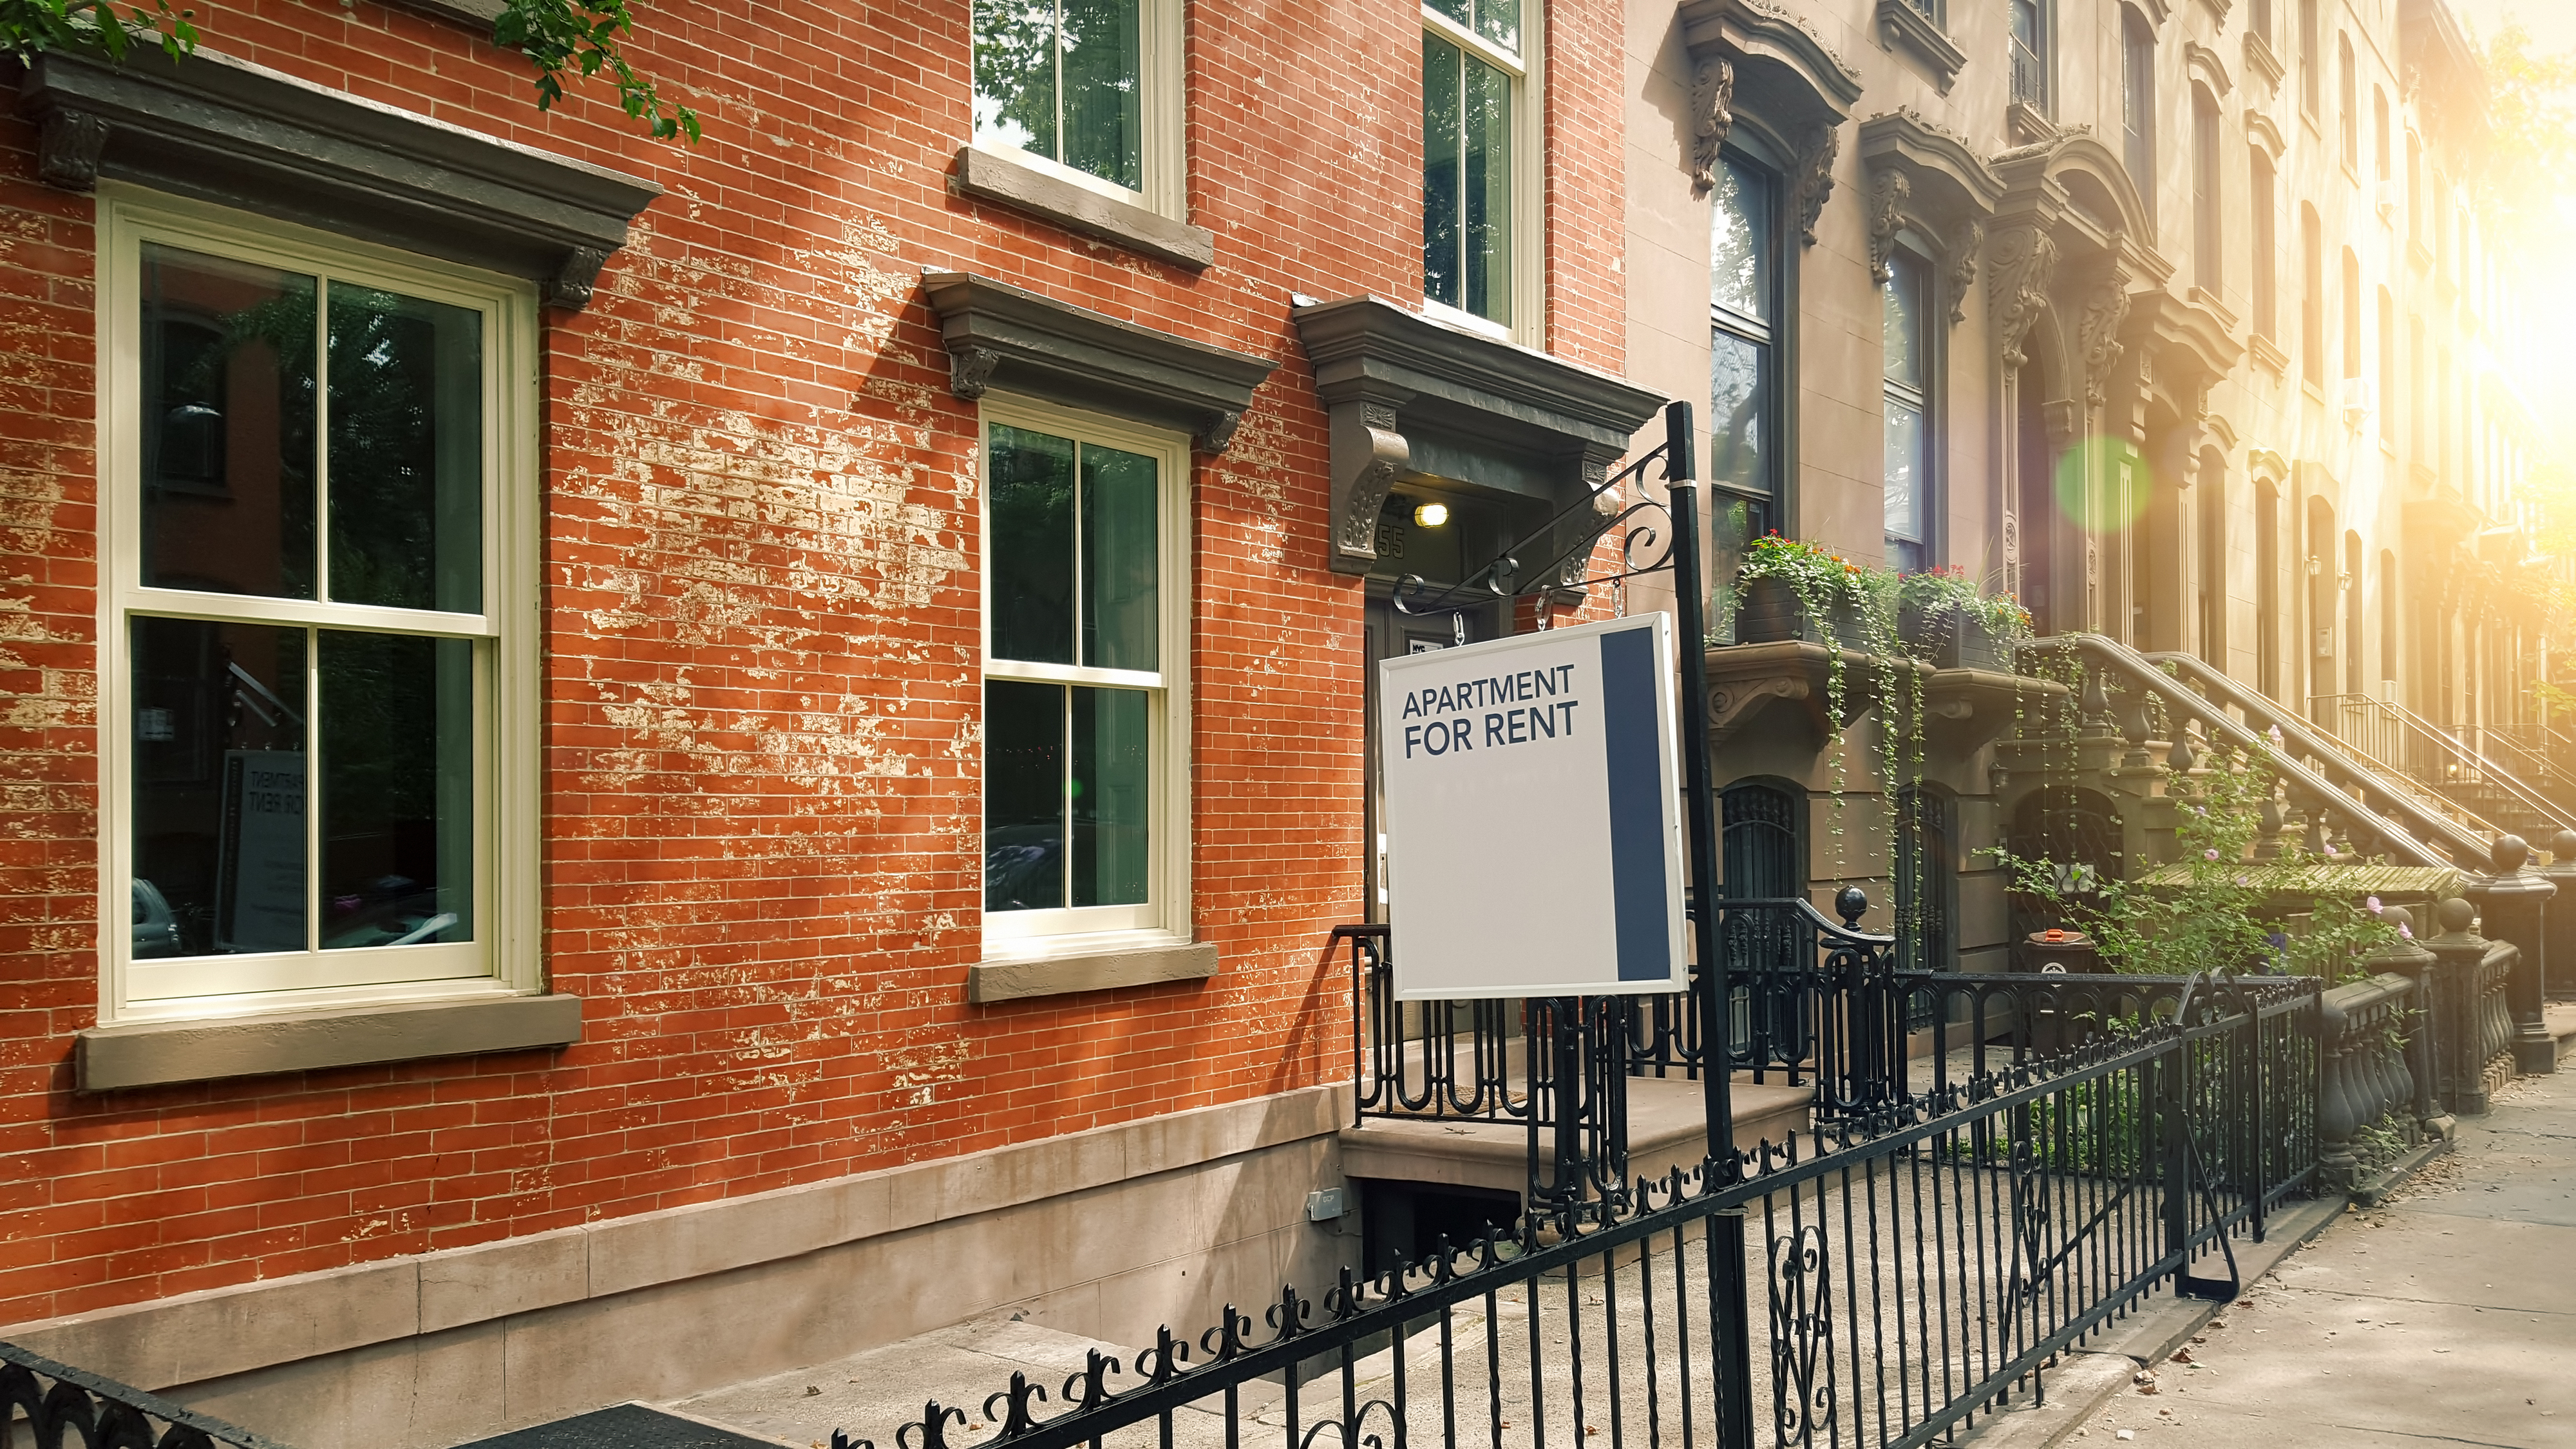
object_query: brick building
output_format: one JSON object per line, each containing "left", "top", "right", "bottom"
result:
{"left": 1, "top": 0, "right": 2549, "bottom": 1443}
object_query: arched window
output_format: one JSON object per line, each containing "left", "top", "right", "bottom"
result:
{"left": 2257, "top": 478, "right": 2282, "bottom": 697}
{"left": 2338, "top": 33, "right": 2357, "bottom": 172}
{"left": 2379, "top": 548, "right": 2398, "bottom": 687}
{"left": 2300, "top": 204, "right": 2323, "bottom": 383}
{"left": 2192, "top": 89, "right": 2222, "bottom": 292}
{"left": 2377, "top": 286, "right": 2394, "bottom": 444}
{"left": 1882, "top": 245, "right": 1935, "bottom": 573}
{"left": 2250, "top": 149, "right": 2276, "bottom": 338}
{"left": 2198, "top": 459, "right": 2227, "bottom": 667}
{"left": 1710, "top": 147, "right": 1786, "bottom": 632}
{"left": 2122, "top": 10, "right": 2157, "bottom": 228}
{"left": 1721, "top": 779, "right": 1804, "bottom": 898}
{"left": 2298, "top": 0, "right": 2319, "bottom": 116}
{"left": 1894, "top": 786, "right": 1953, "bottom": 974}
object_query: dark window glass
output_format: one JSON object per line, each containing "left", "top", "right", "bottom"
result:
{"left": 1711, "top": 153, "right": 1782, "bottom": 632}
{"left": 2009, "top": 0, "right": 2048, "bottom": 108}
{"left": 989, "top": 425, "right": 1077, "bottom": 665}
{"left": 1081, "top": 441, "right": 1159, "bottom": 672}
{"left": 985, "top": 679, "right": 1066, "bottom": 913}
{"left": 2193, "top": 93, "right": 2222, "bottom": 293}
{"left": 972, "top": 0, "right": 1143, "bottom": 191}
{"left": 139, "top": 244, "right": 316, "bottom": 600}
{"left": 1895, "top": 788, "right": 1953, "bottom": 974}
{"left": 2251, "top": 153, "right": 2277, "bottom": 337}
{"left": 1882, "top": 249, "right": 1931, "bottom": 573}
{"left": 2122, "top": 13, "right": 2155, "bottom": 228}
{"left": 1071, "top": 685, "right": 1150, "bottom": 905}
{"left": 129, "top": 617, "right": 309, "bottom": 958}
{"left": 326, "top": 285, "right": 482, "bottom": 613}
{"left": 319, "top": 630, "right": 473, "bottom": 949}
{"left": 1422, "top": 31, "right": 1513, "bottom": 323}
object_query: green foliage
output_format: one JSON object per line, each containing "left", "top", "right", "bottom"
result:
{"left": 0, "top": 0, "right": 195, "bottom": 64}
{"left": 493, "top": 0, "right": 699, "bottom": 144}
{"left": 2474, "top": 21, "right": 2576, "bottom": 243}
{"left": 1994, "top": 723, "right": 2401, "bottom": 980}
{"left": 1894, "top": 565, "right": 2034, "bottom": 642}
{"left": 0, "top": 0, "right": 696, "bottom": 144}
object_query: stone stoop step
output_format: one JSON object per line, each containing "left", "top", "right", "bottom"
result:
{"left": 2548, "top": 1000, "right": 2576, "bottom": 1062}
{"left": 1335, "top": 1072, "right": 1814, "bottom": 1196}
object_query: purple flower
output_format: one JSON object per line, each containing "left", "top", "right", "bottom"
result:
{"left": 2193, "top": 806, "right": 2208, "bottom": 817}
{"left": 2268, "top": 724, "right": 2284, "bottom": 746}
{"left": 2400, "top": 923, "right": 2415, "bottom": 940}
{"left": 2324, "top": 842, "right": 2340, "bottom": 858}
{"left": 2204, "top": 849, "right": 2221, "bottom": 861}
{"left": 2367, "top": 895, "right": 2383, "bottom": 914}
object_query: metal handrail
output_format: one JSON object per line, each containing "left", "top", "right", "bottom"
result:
{"left": 2301, "top": 693, "right": 2517, "bottom": 839}
{"left": 2029, "top": 636, "right": 2502, "bottom": 871}
{"left": 2307, "top": 692, "right": 2576, "bottom": 842}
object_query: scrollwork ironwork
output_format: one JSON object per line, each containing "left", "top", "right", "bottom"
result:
{"left": 1768, "top": 1223, "right": 1837, "bottom": 1445}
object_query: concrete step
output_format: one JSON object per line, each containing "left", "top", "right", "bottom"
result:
{"left": 1337, "top": 1072, "right": 1810, "bottom": 1197}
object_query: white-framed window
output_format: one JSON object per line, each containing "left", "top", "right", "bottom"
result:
{"left": 979, "top": 395, "right": 1191, "bottom": 958}
{"left": 970, "top": 0, "right": 1185, "bottom": 220}
{"left": 1421, "top": 0, "right": 1541, "bottom": 341}
{"left": 97, "top": 187, "right": 538, "bottom": 1023}
{"left": 1881, "top": 245, "right": 1934, "bottom": 574}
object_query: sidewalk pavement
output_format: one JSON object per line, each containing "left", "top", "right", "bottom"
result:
{"left": 2065, "top": 1065, "right": 2576, "bottom": 1449}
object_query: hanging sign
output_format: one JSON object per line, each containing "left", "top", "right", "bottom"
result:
{"left": 1378, "top": 612, "right": 1688, "bottom": 1000}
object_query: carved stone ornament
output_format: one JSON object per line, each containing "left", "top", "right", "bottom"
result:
{"left": 1864, "top": 167, "right": 1909, "bottom": 285}
{"left": 949, "top": 345, "right": 1003, "bottom": 401}
{"left": 1198, "top": 412, "right": 1244, "bottom": 455}
{"left": 1690, "top": 57, "right": 1736, "bottom": 200}
{"left": 2077, "top": 269, "right": 2133, "bottom": 408}
{"left": 37, "top": 111, "right": 109, "bottom": 191}
{"left": 1790, "top": 122, "right": 1840, "bottom": 247}
{"left": 1334, "top": 402, "right": 1409, "bottom": 562}
{"left": 1986, "top": 224, "right": 2058, "bottom": 370}
{"left": 1945, "top": 219, "right": 1982, "bottom": 325}
{"left": 545, "top": 245, "right": 613, "bottom": 310}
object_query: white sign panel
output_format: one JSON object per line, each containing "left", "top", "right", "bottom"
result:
{"left": 216, "top": 748, "right": 306, "bottom": 952}
{"left": 1378, "top": 613, "right": 1688, "bottom": 1000}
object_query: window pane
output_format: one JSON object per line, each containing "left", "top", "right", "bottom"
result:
{"left": 1710, "top": 158, "right": 1773, "bottom": 324}
{"left": 1071, "top": 685, "right": 1150, "bottom": 906}
{"left": 1061, "top": 0, "right": 1142, "bottom": 190}
{"left": 1422, "top": 33, "right": 1463, "bottom": 310}
{"left": 1710, "top": 326, "right": 1770, "bottom": 495}
{"left": 140, "top": 244, "right": 316, "bottom": 600}
{"left": 327, "top": 285, "right": 483, "bottom": 613}
{"left": 1884, "top": 393, "right": 1926, "bottom": 556}
{"left": 1474, "top": 0, "right": 1520, "bottom": 57}
{"left": 319, "top": 630, "right": 474, "bottom": 949}
{"left": 1705, "top": 493, "right": 1765, "bottom": 646}
{"left": 1081, "top": 442, "right": 1158, "bottom": 671}
{"left": 131, "top": 617, "right": 308, "bottom": 958}
{"left": 1882, "top": 253, "right": 1923, "bottom": 390}
{"left": 1461, "top": 51, "right": 1512, "bottom": 325}
{"left": 1424, "top": 0, "right": 1473, "bottom": 28}
{"left": 972, "top": 0, "right": 1059, "bottom": 160}
{"left": 990, "top": 424, "right": 1077, "bottom": 665}
{"left": 986, "top": 679, "right": 1065, "bottom": 912}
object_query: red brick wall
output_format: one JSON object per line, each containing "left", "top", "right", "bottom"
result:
{"left": 0, "top": 0, "right": 1633, "bottom": 1325}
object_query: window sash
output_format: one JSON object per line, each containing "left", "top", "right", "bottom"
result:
{"left": 99, "top": 192, "right": 528, "bottom": 1018}
{"left": 977, "top": 399, "right": 1189, "bottom": 951}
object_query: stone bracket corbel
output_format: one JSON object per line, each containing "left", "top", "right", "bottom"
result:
{"left": 1329, "top": 399, "right": 1412, "bottom": 575}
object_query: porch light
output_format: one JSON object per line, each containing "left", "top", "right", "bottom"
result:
{"left": 1414, "top": 501, "right": 1450, "bottom": 528}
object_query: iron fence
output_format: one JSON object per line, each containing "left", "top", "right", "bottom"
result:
{"left": 830, "top": 979, "right": 2313, "bottom": 1449}
{"left": 1, "top": 1340, "right": 292, "bottom": 1449}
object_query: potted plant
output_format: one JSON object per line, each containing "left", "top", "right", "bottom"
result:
{"left": 1895, "top": 567, "right": 2032, "bottom": 671}
{"left": 1733, "top": 535, "right": 1883, "bottom": 649}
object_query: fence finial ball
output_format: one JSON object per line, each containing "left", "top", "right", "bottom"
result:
{"left": 2490, "top": 833, "right": 2530, "bottom": 873}
{"left": 2438, "top": 896, "right": 2477, "bottom": 936}
{"left": 1835, "top": 886, "right": 1869, "bottom": 927}
{"left": 2381, "top": 905, "right": 2412, "bottom": 936}
{"left": 2554, "top": 828, "right": 2576, "bottom": 864}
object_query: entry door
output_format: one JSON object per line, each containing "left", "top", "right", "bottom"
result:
{"left": 1362, "top": 592, "right": 1506, "bottom": 922}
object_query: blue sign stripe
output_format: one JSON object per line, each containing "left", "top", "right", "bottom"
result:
{"left": 1598, "top": 629, "right": 1670, "bottom": 982}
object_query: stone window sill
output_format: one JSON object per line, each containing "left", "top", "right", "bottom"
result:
{"left": 952, "top": 146, "right": 1213, "bottom": 270}
{"left": 967, "top": 942, "right": 1218, "bottom": 1004}
{"left": 77, "top": 993, "right": 582, "bottom": 1091}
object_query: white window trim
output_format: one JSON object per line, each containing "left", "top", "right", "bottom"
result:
{"left": 976, "top": 394, "right": 1193, "bottom": 963}
{"left": 969, "top": 0, "right": 1186, "bottom": 223}
{"left": 93, "top": 185, "right": 541, "bottom": 1026}
{"left": 1421, "top": 1, "right": 1546, "bottom": 348}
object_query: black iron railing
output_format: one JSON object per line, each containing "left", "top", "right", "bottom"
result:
{"left": 832, "top": 978, "right": 2316, "bottom": 1449}
{"left": 2, "top": 1341, "right": 292, "bottom": 1449}
{"left": 1343, "top": 895, "right": 1904, "bottom": 1135}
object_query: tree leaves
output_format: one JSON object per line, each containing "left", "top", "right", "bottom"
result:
{"left": 0, "top": 0, "right": 197, "bottom": 66}
{"left": 493, "top": 0, "right": 699, "bottom": 144}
